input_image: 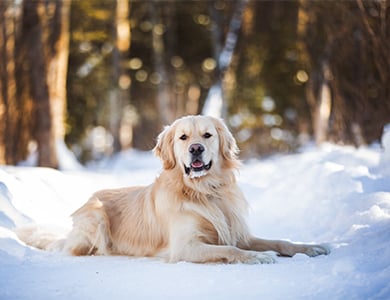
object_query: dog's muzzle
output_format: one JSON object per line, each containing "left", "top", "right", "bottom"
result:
{"left": 184, "top": 143, "right": 212, "bottom": 177}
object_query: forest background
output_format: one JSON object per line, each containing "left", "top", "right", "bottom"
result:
{"left": 1, "top": 0, "right": 389, "bottom": 168}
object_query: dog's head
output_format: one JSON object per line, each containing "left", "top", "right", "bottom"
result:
{"left": 153, "top": 115, "right": 239, "bottom": 178}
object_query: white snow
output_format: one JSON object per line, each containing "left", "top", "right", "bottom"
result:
{"left": 1, "top": 142, "right": 390, "bottom": 299}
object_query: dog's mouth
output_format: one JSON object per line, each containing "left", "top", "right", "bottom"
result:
{"left": 184, "top": 159, "right": 212, "bottom": 177}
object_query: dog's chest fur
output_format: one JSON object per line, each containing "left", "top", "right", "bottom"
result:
{"left": 154, "top": 168, "right": 250, "bottom": 250}
{"left": 173, "top": 183, "right": 249, "bottom": 247}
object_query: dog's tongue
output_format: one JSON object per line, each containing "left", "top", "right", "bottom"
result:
{"left": 191, "top": 160, "right": 204, "bottom": 168}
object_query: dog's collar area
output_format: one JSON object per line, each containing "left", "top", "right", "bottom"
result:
{"left": 184, "top": 160, "right": 212, "bottom": 176}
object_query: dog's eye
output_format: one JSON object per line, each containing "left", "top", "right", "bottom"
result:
{"left": 203, "top": 132, "right": 212, "bottom": 139}
{"left": 179, "top": 134, "right": 187, "bottom": 141}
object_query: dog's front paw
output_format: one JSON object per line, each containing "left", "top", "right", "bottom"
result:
{"left": 305, "top": 244, "right": 331, "bottom": 257}
{"left": 245, "top": 251, "right": 276, "bottom": 264}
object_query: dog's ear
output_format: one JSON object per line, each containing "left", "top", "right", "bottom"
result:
{"left": 211, "top": 117, "right": 240, "bottom": 169}
{"left": 153, "top": 125, "right": 176, "bottom": 170}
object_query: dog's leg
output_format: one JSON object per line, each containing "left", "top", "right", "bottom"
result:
{"left": 240, "top": 237, "right": 330, "bottom": 257}
{"left": 64, "top": 197, "right": 112, "bottom": 256}
{"left": 169, "top": 243, "right": 276, "bottom": 264}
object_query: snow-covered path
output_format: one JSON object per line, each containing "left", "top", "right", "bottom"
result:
{"left": 1, "top": 143, "right": 389, "bottom": 299}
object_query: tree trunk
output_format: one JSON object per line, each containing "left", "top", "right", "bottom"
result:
{"left": 202, "top": 0, "right": 249, "bottom": 118}
{"left": 21, "top": 0, "right": 71, "bottom": 168}
{"left": 301, "top": 1, "right": 390, "bottom": 147}
{"left": 0, "top": 0, "right": 32, "bottom": 165}
{"left": 47, "top": 1, "right": 71, "bottom": 144}
{"left": 110, "top": 0, "right": 131, "bottom": 152}
{"left": 22, "top": 1, "right": 57, "bottom": 168}
{"left": 0, "top": 1, "right": 17, "bottom": 164}
{"left": 314, "top": 82, "right": 331, "bottom": 144}
{"left": 1, "top": 0, "right": 70, "bottom": 168}
{"left": 151, "top": 2, "right": 175, "bottom": 126}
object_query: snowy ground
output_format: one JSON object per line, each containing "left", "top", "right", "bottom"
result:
{"left": 1, "top": 142, "right": 389, "bottom": 299}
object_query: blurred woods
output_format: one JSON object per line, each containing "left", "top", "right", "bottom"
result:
{"left": 1, "top": 0, "right": 389, "bottom": 167}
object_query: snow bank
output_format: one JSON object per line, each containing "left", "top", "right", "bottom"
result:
{"left": 1, "top": 143, "right": 389, "bottom": 299}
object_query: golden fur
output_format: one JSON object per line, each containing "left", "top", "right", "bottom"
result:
{"left": 19, "top": 115, "right": 330, "bottom": 264}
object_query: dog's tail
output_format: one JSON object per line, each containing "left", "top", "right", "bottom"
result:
{"left": 15, "top": 224, "right": 68, "bottom": 252}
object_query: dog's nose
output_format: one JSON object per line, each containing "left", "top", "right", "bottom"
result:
{"left": 189, "top": 143, "right": 204, "bottom": 155}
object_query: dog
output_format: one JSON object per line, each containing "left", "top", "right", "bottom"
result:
{"left": 18, "top": 115, "right": 330, "bottom": 264}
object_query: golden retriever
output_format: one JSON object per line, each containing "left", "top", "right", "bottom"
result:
{"left": 19, "top": 115, "right": 330, "bottom": 264}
